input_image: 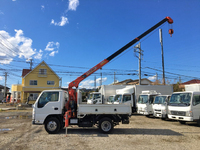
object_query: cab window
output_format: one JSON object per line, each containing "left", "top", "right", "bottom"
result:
{"left": 38, "top": 92, "right": 59, "bottom": 108}
{"left": 123, "top": 95, "right": 131, "bottom": 102}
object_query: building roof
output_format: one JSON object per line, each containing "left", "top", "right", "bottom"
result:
{"left": 22, "top": 69, "right": 32, "bottom": 77}
{"left": 113, "top": 78, "right": 152, "bottom": 85}
{"left": 181, "top": 79, "right": 200, "bottom": 85}
{"left": 21, "top": 61, "right": 60, "bottom": 79}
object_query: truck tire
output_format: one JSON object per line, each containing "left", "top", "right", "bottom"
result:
{"left": 99, "top": 117, "right": 113, "bottom": 133}
{"left": 197, "top": 120, "right": 200, "bottom": 127}
{"left": 45, "top": 117, "right": 61, "bottom": 134}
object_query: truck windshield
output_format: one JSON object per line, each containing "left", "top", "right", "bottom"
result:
{"left": 154, "top": 96, "right": 167, "bottom": 104}
{"left": 88, "top": 93, "right": 93, "bottom": 99}
{"left": 88, "top": 93, "right": 101, "bottom": 99}
{"left": 108, "top": 96, "right": 114, "bottom": 102}
{"left": 114, "top": 95, "right": 122, "bottom": 102}
{"left": 94, "top": 94, "right": 101, "bottom": 99}
{"left": 138, "top": 95, "right": 148, "bottom": 104}
{"left": 169, "top": 93, "right": 191, "bottom": 106}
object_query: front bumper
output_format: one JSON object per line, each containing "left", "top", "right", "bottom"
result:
{"left": 168, "top": 115, "right": 193, "bottom": 121}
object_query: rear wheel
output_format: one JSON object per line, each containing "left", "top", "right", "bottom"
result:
{"left": 197, "top": 120, "right": 200, "bottom": 127}
{"left": 45, "top": 117, "right": 61, "bottom": 134}
{"left": 99, "top": 117, "right": 113, "bottom": 133}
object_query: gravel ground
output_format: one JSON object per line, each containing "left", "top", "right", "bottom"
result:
{"left": 0, "top": 108, "right": 200, "bottom": 150}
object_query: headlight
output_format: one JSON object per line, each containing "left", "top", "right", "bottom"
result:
{"left": 186, "top": 111, "right": 193, "bottom": 117}
{"left": 168, "top": 110, "right": 171, "bottom": 115}
{"left": 162, "top": 109, "right": 166, "bottom": 114}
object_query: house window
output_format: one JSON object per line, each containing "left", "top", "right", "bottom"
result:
{"left": 30, "top": 80, "right": 37, "bottom": 85}
{"left": 39, "top": 69, "right": 47, "bottom": 75}
{"left": 47, "top": 81, "right": 55, "bottom": 85}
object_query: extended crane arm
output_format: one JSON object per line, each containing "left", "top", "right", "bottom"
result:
{"left": 68, "top": 16, "right": 173, "bottom": 92}
{"left": 65, "top": 16, "right": 173, "bottom": 127}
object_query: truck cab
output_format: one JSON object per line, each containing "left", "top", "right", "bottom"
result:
{"left": 152, "top": 95, "right": 171, "bottom": 119}
{"left": 137, "top": 90, "right": 160, "bottom": 116}
{"left": 168, "top": 91, "right": 200, "bottom": 126}
{"left": 32, "top": 90, "right": 68, "bottom": 127}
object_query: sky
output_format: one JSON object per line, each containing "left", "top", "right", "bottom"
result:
{"left": 0, "top": 0, "right": 200, "bottom": 89}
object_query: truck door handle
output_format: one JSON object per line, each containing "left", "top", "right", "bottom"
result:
{"left": 54, "top": 107, "right": 58, "bottom": 110}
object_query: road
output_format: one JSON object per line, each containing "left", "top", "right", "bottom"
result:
{"left": 0, "top": 109, "right": 200, "bottom": 150}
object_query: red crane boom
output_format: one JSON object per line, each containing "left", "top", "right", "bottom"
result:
{"left": 65, "top": 16, "right": 173, "bottom": 126}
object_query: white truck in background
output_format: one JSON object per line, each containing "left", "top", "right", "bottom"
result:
{"left": 152, "top": 95, "right": 171, "bottom": 119}
{"left": 137, "top": 85, "right": 173, "bottom": 116}
{"left": 87, "top": 85, "right": 173, "bottom": 113}
{"left": 137, "top": 90, "right": 160, "bottom": 116}
{"left": 168, "top": 90, "right": 200, "bottom": 126}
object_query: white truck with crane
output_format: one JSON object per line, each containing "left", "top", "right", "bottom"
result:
{"left": 32, "top": 17, "right": 173, "bottom": 134}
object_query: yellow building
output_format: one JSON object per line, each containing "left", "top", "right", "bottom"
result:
{"left": 11, "top": 61, "right": 60, "bottom": 104}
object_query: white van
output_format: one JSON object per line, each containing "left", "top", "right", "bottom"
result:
{"left": 168, "top": 91, "right": 200, "bottom": 126}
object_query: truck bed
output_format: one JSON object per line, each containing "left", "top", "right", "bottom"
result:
{"left": 77, "top": 104, "right": 132, "bottom": 116}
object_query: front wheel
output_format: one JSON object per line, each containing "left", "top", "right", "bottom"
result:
{"left": 45, "top": 117, "right": 61, "bottom": 134}
{"left": 99, "top": 117, "right": 113, "bottom": 133}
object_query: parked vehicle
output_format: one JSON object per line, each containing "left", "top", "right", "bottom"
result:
{"left": 137, "top": 90, "right": 161, "bottom": 116}
{"left": 32, "top": 89, "right": 131, "bottom": 134}
{"left": 88, "top": 85, "right": 173, "bottom": 114}
{"left": 32, "top": 16, "right": 173, "bottom": 134}
{"left": 87, "top": 92, "right": 102, "bottom": 104}
{"left": 152, "top": 95, "right": 171, "bottom": 119}
{"left": 168, "top": 91, "right": 200, "bottom": 126}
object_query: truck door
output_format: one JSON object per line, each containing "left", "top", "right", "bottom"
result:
{"left": 148, "top": 95, "right": 157, "bottom": 115}
{"left": 34, "top": 91, "right": 62, "bottom": 123}
{"left": 123, "top": 94, "right": 132, "bottom": 106}
{"left": 192, "top": 94, "right": 200, "bottom": 120}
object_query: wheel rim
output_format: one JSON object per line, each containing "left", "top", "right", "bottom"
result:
{"left": 47, "top": 121, "right": 57, "bottom": 132}
{"left": 101, "top": 121, "right": 111, "bottom": 132}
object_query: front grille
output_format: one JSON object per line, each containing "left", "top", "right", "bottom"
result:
{"left": 171, "top": 111, "right": 186, "bottom": 116}
{"left": 155, "top": 109, "right": 161, "bottom": 111}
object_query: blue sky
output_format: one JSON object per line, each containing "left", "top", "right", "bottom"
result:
{"left": 0, "top": 0, "right": 200, "bottom": 89}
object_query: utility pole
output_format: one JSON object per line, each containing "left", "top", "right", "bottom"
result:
{"left": 100, "top": 72, "right": 102, "bottom": 86}
{"left": 114, "top": 72, "right": 116, "bottom": 84}
{"left": 4, "top": 72, "right": 8, "bottom": 100}
{"left": 159, "top": 29, "right": 165, "bottom": 85}
{"left": 27, "top": 59, "right": 33, "bottom": 70}
{"left": 94, "top": 76, "right": 96, "bottom": 89}
{"left": 134, "top": 42, "right": 143, "bottom": 85}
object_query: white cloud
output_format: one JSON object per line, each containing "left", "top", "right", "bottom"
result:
{"left": 45, "top": 42, "right": 59, "bottom": 57}
{"left": 0, "top": 29, "right": 42, "bottom": 64}
{"left": 68, "top": 0, "right": 79, "bottom": 11}
{"left": 49, "top": 50, "right": 58, "bottom": 57}
{"left": 148, "top": 75, "right": 157, "bottom": 81}
{"left": 50, "top": 16, "right": 69, "bottom": 26}
{"left": 34, "top": 49, "right": 43, "bottom": 60}
{"left": 0, "top": 76, "right": 3, "bottom": 80}
{"left": 79, "top": 77, "right": 107, "bottom": 89}
{"left": 41, "top": 5, "right": 45, "bottom": 10}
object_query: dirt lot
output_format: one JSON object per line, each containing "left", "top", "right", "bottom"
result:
{"left": 0, "top": 107, "right": 200, "bottom": 150}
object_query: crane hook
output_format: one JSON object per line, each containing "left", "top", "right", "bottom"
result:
{"left": 169, "top": 29, "right": 174, "bottom": 37}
